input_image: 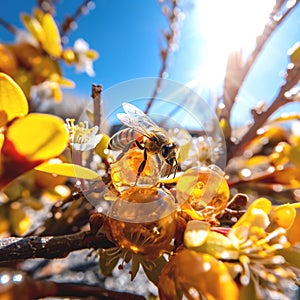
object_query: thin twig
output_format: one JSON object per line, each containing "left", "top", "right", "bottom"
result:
{"left": 84, "top": 83, "right": 102, "bottom": 167}
{"left": 37, "top": 0, "right": 57, "bottom": 14}
{"left": 0, "top": 17, "right": 17, "bottom": 34}
{"left": 60, "top": 0, "right": 94, "bottom": 41}
{"left": 26, "top": 188, "right": 91, "bottom": 237}
{"left": 227, "top": 65, "right": 300, "bottom": 160}
{"left": 145, "top": 0, "right": 180, "bottom": 114}
{"left": 92, "top": 84, "right": 102, "bottom": 130}
{"left": 222, "top": 0, "right": 300, "bottom": 121}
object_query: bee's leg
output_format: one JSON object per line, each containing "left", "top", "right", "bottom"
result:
{"left": 115, "top": 140, "right": 136, "bottom": 161}
{"left": 135, "top": 148, "right": 147, "bottom": 185}
{"left": 167, "top": 164, "right": 172, "bottom": 178}
{"left": 167, "top": 159, "right": 178, "bottom": 178}
{"left": 135, "top": 140, "right": 144, "bottom": 150}
{"left": 172, "top": 160, "right": 178, "bottom": 178}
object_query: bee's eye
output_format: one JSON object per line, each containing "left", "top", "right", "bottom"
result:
{"left": 161, "top": 145, "right": 171, "bottom": 158}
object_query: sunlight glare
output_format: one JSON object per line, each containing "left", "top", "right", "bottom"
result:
{"left": 191, "top": 0, "right": 275, "bottom": 89}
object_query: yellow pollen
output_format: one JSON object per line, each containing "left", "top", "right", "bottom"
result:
{"left": 65, "top": 119, "right": 97, "bottom": 145}
{"left": 129, "top": 245, "right": 140, "bottom": 253}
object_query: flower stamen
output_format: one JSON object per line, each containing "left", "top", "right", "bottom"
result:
{"left": 65, "top": 118, "right": 102, "bottom": 151}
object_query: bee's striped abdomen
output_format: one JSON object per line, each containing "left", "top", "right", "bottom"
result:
{"left": 108, "top": 128, "right": 142, "bottom": 151}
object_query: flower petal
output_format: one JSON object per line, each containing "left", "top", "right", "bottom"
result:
{"left": 233, "top": 197, "right": 271, "bottom": 229}
{"left": 286, "top": 208, "right": 300, "bottom": 245}
{"left": 158, "top": 249, "right": 239, "bottom": 300}
{"left": 0, "top": 72, "right": 28, "bottom": 122}
{"left": 4, "top": 113, "right": 68, "bottom": 161}
{"left": 273, "top": 204, "right": 296, "bottom": 230}
{"left": 0, "top": 114, "right": 68, "bottom": 188}
{"left": 21, "top": 13, "right": 45, "bottom": 44}
{"left": 35, "top": 161, "right": 99, "bottom": 180}
{"left": 95, "top": 133, "right": 110, "bottom": 159}
{"left": 184, "top": 220, "right": 210, "bottom": 248}
{"left": 197, "top": 231, "right": 239, "bottom": 260}
{"left": 40, "top": 13, "right": 62, "bottom": 57}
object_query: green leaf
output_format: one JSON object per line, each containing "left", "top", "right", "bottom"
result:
{"left": 142, "top": 255, "right": 167, "bottom": 286}
{"left": 35, "top": 162, "right": 99, "bottom": 180}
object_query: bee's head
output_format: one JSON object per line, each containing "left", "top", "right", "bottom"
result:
{"left": 161, "top": 143, "right": 179, "bottom": 177}
{"left": 161, "top": 143, "right": 178, "bottom": 160}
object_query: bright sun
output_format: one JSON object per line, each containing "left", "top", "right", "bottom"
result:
{"left": 189, "top": 0, "right": 276, "bottom": 89}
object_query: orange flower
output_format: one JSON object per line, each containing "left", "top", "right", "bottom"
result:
{"left": 158, "top": 248, "right": 239, "bottom": 300}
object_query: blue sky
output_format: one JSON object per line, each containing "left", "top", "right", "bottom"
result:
{"left": 1, "top": 0, "right": 300, "bottom": 126}
{"left": 0, "top": 0, "right": 168, "bottom": 92}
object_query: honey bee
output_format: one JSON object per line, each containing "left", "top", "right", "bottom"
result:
{"left": 108, "top": 102, "right": 179, "bottom": 183}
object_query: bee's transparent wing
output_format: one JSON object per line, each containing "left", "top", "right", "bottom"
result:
{"left": 122, "top": 102, "right": 145, "bottom": 116}
{"left": 117, "top": 102, "right": 161, "bottom": 139}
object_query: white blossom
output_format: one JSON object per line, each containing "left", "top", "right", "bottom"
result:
{"left": 65, "top": 119, "right": 102, "bottom": 151}
{"left": 30, "top": 80, "right": 58, "bottom": 101}
{"left": 73, "top": 38, "right": 96, "bottom": 77}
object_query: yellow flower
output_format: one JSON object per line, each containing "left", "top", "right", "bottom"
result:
{"left": 183, "top": 198, "right": 299, "bottom": 299}
{"left": 21, "top": 8, "right": 62, "bottom": 58}
{"left": 0, "top": 72, "right": 68, "bottom": 188}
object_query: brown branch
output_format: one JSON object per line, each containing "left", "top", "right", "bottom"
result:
{"left": 0, "top": 17, "right": 17, "bottom": 34}
{"left": 144, "top": 0, "right": 180, "bottom": 114}
{"left": 60, "top": 0, "right": 94, "bottom": 40}
{"left": 1, "top": 269, "right": 146, "bottom": 300}
{"left": 53, "top": 282, "right": 146, "bottom": 300}
{"left": 0, "top": 231, "right": 114, "bottom": 262}
{"left": 92, "top": 84, "right": 102, "bottom": 130}
{"left": 227, "top": 65, "right": 300, "bottom": 160}
{"left": 37, "top": 0, "right": 57, "bottom": 14}
{"left": 28, "top": 189, "right": 92, "bottom": 236}
{"left": 222, "top": 0, "right": 300, "bottom": 121}
{"left": 83, "top": 83, "right": 102, "bottom": 167}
